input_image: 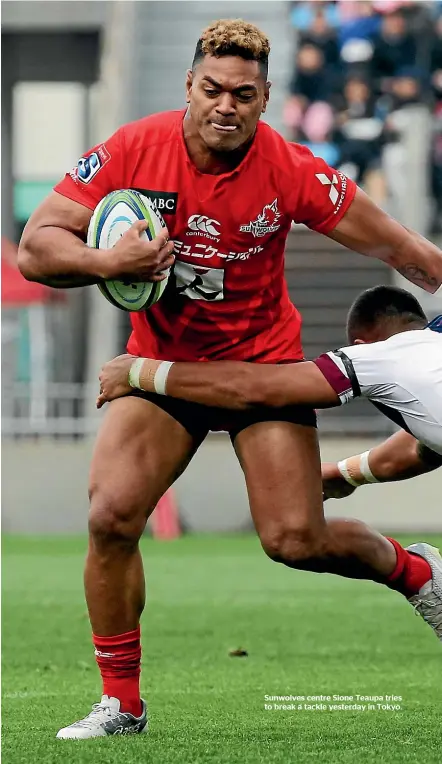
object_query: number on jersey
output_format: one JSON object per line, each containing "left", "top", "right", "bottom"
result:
{"left": 174, "top": 261, "right": 225, "bottom": 301}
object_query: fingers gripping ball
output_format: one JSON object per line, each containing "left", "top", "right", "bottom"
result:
{"left": 87, "top": 189, "right": 170, "bottom": 311}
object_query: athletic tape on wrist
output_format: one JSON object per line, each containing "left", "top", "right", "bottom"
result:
{"left": 337, "top": 459, "right": 360, "bottom": 487}
{"left": 359, "top": 450, "right": 379, "bottom": 483}
{"left": 154, "top": 361, "right": 174, "bottom": 395}
{"left": 128, "top": 357, "right": 145, "bottom": 389}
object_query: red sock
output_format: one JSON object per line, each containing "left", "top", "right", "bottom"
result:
{"left": 386, "top": 538, "right": 432, "bottom": 598}
{"left": 93, "top": 626, "right": 142, "bottom": 717}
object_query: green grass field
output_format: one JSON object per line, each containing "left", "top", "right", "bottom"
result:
{"left": 2, "top": 534, "right": 442, "bottom": 764}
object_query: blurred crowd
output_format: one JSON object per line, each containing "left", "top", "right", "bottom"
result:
{"left": 284, "top": 0, "right": 442, "bottom": 232}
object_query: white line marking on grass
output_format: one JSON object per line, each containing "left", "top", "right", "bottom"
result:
{"left": 3, "top": 691, "right": 58, "bottom": 699}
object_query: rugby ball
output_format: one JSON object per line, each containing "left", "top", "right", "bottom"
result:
{"left": 87, "top": 189, "right": 170, "bottom": 311}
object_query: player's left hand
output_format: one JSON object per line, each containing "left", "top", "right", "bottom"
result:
{"left": 97, "top": 354, "right": 136, "bottom": 408}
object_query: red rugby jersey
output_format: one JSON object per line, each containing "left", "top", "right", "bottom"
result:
{"left": 54, "top": 110, "right": 356, "bottom": 362}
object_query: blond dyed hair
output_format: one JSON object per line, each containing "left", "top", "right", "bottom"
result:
{"left": 193, "top": 19, "right": 270, "bottom": 77}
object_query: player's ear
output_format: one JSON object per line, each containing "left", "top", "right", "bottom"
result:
{"left": 185, "top": 69, "right": 193, "bottom": 103}
{"left": 261, "top": 80, "right": 271, "bottom": 114}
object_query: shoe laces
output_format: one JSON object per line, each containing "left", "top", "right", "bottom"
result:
{"left": 71, "top": 701, "right": 114, "bottom": 729}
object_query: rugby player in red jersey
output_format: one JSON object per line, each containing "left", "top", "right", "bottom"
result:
{"left": 18, "top": 20, "right": 442, "bottom": 738}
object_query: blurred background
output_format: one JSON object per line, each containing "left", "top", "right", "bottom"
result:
{"left": 2, "top": 0, "right": 441, "bottom": 534}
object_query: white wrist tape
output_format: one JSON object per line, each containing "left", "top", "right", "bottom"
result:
{"left": 153, "top": 361, "right": 174, "bottom": 395}
{"left": 128, "top": 358, "right": 145, "bottom": 389}
{"left": 338, "top": 450, "right": 379, "bottom": 486}
{"left": 337, "top": 459, "right": 360, "bottom": 487}
{"left": 359, "top": 450, "right": 379, "bottom": 483}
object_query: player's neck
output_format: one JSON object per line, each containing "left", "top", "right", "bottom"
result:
{"left": 375, "top": 321, "right": 426, "bottom": 342}
{"left": 182, "top": 114, "right": 254, "bottom": 175}
{"left": 357, "top": 320, "right": 426, "bottom": 344}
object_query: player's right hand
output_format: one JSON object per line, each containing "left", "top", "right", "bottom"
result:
{"left": 101, "top": 220, "right": 175, "bottom": 282}
{"left": 322, "top": 461, "right": 357, "bottom": 501}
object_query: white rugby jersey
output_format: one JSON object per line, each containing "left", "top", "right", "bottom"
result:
{"left": 314, "top": 325, "right": 442, "bottom": 454}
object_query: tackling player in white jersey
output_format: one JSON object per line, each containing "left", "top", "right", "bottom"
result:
{"left": 97, "top": 285, "right": 442, "bottom": 640}
{"left": 317, "top": 292, "right": 442, "bottom": 495}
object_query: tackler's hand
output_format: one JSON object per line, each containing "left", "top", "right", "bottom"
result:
{"left": 322, "top": 461, "right": 357, "bottom": 501}
{"left": 97, "top": 354, "right": 137, "bottom": 409}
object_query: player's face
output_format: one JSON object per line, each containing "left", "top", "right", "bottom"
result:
{"left": 186, "top": 55, "right": 270, "bottom": 152}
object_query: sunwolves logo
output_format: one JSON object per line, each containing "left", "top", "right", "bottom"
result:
{"left": 240, "top": 199, "right": 281, "bottom": 237}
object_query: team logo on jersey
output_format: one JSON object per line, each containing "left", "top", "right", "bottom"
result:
{"left": 187, "top": 215, "right": 221, "bottom": 240}
{"left": 315, "top": 172, "right": 339, "bottom": 205}
{"left": 75, "top": 145, "right": 111, "bottom": 184}
{"left": 239, "top": 199, "right": 281, "bottom": 237}
{"left": 315, "top": 170, "right": 349, "bottom": 216}
{"left": 132, "top": 189, "right": 178, "bottom": 214}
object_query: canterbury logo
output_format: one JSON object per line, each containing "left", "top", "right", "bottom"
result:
{"left": 188, "top": 215, "right": 221, "bottom": 237}
{"left": 315, "top": 173, "right": 339, "bottom": 205}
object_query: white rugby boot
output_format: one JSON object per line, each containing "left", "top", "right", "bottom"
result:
{"left": 406, "top": 543, "right": 442, "bottom": 642}
{"left": 56, "top": 695, "right": 148, "bottom": 739}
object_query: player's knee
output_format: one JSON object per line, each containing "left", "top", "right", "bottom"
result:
{"left": 88, "top": 488, "right": 145, "bottom": 548}
{"left": 260, "top": 523, "right": 326, "bottom": 565}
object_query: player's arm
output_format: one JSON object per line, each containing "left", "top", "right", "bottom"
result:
{"left": 96, "top": 354, "right": 343, "bottom": 409}
{"left": 18, "top": 130, "right": 174, "bottom": 289}
{"left": 323, "top": 430, "right": 442, "bottom": 500}
{"left": 18, "top": 193, "right": 172, "bottom": 289}
{"left": 18, "top": 192, "right": 107, "bottom": 288}
{"left": 19, "top": 192, "right": 173, "bottom": 289}
{"left": 293, "top": 151, "right": 442, "bottom": 294}
{"left": 328, "top": 188, "right": 442, "bottom": 294}
{"left": 19, "top": 130, "right": 125, "bottom": 287}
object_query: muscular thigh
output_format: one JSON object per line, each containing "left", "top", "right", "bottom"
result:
{"left": 233, "top": 421, "right": 325, "bottom": 538}
{"left": 89, "top": 396, "right": 203, "bottom": 520}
